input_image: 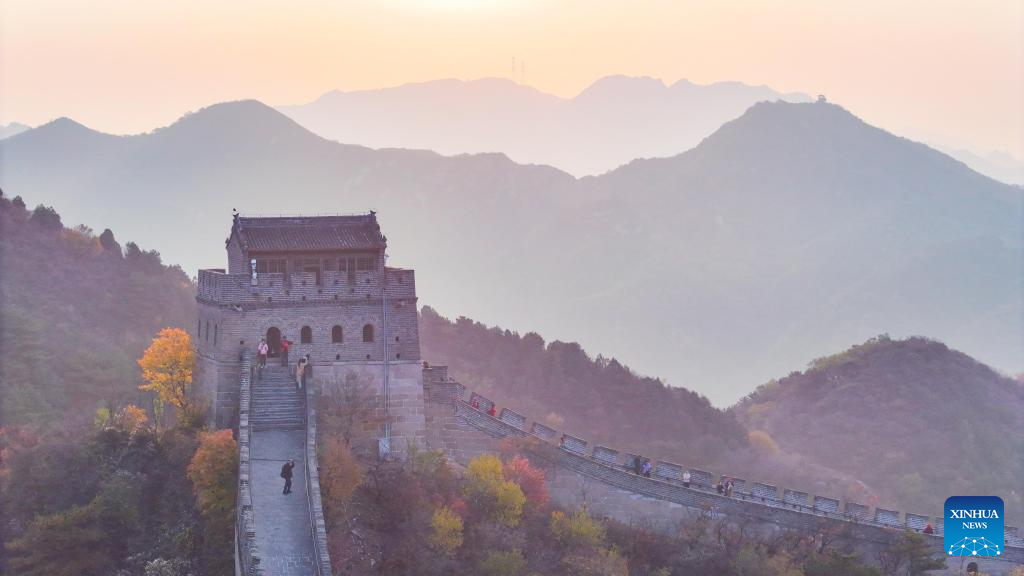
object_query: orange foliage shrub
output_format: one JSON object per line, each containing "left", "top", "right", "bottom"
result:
{"left": 503, "top": 455, "right": 548, "bottom": 510}
{"left": 187, "top": 429, "right": 238, "bottom": 538}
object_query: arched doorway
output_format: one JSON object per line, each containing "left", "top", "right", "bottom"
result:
{"left": 266, "top": 326, "right": 282, "bottom": 357}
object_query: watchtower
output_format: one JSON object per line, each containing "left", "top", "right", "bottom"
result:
{"left": 195, "top": 212, "right": 425, "bottom": 453}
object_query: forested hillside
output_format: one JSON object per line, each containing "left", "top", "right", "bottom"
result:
{"left": 0, "top": 192, "right": 195, "bottom": 425}
{"left": 421, "top": 305, "right": 753, "bottom": 468}
{"left": 735, "top": 335, "right": 1024, "bottom": 519}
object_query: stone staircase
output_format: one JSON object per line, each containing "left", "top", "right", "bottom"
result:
{"left": 251, "top": 364, "right": 305, "bottom": 431}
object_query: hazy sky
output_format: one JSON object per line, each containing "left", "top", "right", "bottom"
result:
{"left": 2, "top": 0, "right": 1022, "bottom": 157}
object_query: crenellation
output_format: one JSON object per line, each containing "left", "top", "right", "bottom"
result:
{"left": 905, "top": 513, "right": 929, "bottom": 530}
{"left": 752, "top": 482, "right": 779, "bottom": 500}
{"left": 813, "top": 495, "right": 840, "bottom": 513}
{"left": 873, "top": 507, "right": 900, "bottom": 526}
{"left": 783, "top": 489, "right": 809, "bottom": 507}
{"left": 592, "top": 445, "right": 620, "bottom": 466}
{"left": 844, "top": 502, "right": 870, "bottom": 520}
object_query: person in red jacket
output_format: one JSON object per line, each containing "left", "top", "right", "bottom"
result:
{"left": 280, "top": 336, "right": 290, "bottom": 367}
{"left": 487, "top": 404, "right": 497, "bottom": 417}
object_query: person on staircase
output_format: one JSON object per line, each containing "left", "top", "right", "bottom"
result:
{"left": 257, "top": 339, "right": 269, "bottom": 370}
{"left": 281, "top": 459, "right": 295, "bottom": 495}
{"left": 298, "top": 354, "right": 311, "bottom": 389}
{"left": 280, "top": 336, "right": 291, "bottom": 367}
{"left": 296, "top": 355, "right": 307, "bottom": 389}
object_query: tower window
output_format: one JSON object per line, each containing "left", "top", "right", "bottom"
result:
{"left": 255, "top": 258, "right": 286, "bottom": 274}
{"left": 332, "top": 325, "right": 343, "bottom": 343}
{"left": 362, "top": 324, "right": 374, "bottom": 343}
{"left": 301, "top": 326, "right": 312, "bottom": 344}
{"left": 205, "top": 320, "right": 210, "bottom": 343}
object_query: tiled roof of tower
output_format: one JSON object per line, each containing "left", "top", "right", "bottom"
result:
{"left": 234, "top": 214, "right": 384, "bottom": 252}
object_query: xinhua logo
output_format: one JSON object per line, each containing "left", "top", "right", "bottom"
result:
{"left": 944, "top": 496, "right": 1004, "bottom": 557}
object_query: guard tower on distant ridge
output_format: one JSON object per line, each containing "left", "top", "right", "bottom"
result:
{"left": 195, "top": 213, "right": 425, "bottom": 454}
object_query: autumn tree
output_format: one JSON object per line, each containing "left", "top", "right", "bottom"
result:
{"left": 320, "top": 438, "right": 363, "bottom": 526}
{"left": 138, "top": 328, "right": 202, "bottom": 428}
{"left": 464, "top": 454, "right": 526, "bottom": 527}
{"left": 187, "top": 429, "right": 237, "bottom": 574}
{"left": 502, "top": 456, "right": 548, "bottom": 512}
{"left": 429, "top": 506, "right": 464, "bottom": 555}
{"left": 550, "top": 508, "right": 606, "bottom": 550}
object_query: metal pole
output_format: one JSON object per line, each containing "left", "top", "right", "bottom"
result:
{"left": 381, "top": 253, "right": 391, "bottom": 456}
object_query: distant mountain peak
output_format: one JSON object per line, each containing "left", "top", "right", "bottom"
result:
{"left": 0, "top": 122, "right": 31, "bottom": 140}
{"left": 157, "top": 99, "right": 317, "bottom": 141}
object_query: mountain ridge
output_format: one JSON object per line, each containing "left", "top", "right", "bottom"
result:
{"left": 277, "top": 75, "right": 813, "bottom": 177}
{"left": 1, "top": 97, "right": 1019, "bottom": 406}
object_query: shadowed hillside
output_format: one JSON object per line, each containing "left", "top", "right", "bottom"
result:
{"left": 419, "top": 306, "right": 748, "bottom": 466}
{"left": 0, "top": 193, "right": 196, "bottom": 425}
{"left": 734, "top": 335, "right": 1024, "bottom": 519}
{"left": 1, "top": 99, "right": 1019, "bottom": 406}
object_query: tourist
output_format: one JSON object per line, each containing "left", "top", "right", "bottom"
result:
{"left": 633, "top": 455, "right": 643, "bottom": 475}
{"left": 296, "top": 355, "right": 307, "bottom": 389}
{"left": 725, "top": 478, "right": 734, "bottom": 497}
{"left": 281, "top": 459, "right": 295, "bottom": 495}
{"left": 487, "top": 404, "right": 497, "bottom": 417}
{"left": 257, "top": 339, "right": 269, "bottom": 368}
{"left": 716, "top": 481, "right": 725, "bottom": 495}
{"left": 923, "top": 523, "right": 934, "bottom": 535}
{"left": 682, "top": 470, "right": 691, "bottom": 488}
{"left": 301, "top": 354, "right": 311, "bottom": 388}
{"left": 471, "top": 397, "right": 480, "bottom": 409}
{"left": 641, "top": 459, "right": 652, "bottom": 478}
{"left": 280, "top": 336, "right": 291, "bottom": 366}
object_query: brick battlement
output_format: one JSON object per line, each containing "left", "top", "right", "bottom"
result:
{"left": 422, "top": 373, "right": 1024, "bottom": 566}
{"left": 198, "top": 268, "right": 416, "bottom": 306}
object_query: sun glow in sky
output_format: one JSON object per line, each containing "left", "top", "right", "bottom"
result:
{"left": 1, "top": 0, "right": 1022, "bottom": 156}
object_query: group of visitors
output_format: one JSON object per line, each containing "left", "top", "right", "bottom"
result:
{"left": 256, "top": 336, "right": 291, "bottom": 367}
{"left": 632, "top": 456, "right": 652, "bottom": 478}
{"left": 256, "top": 336, "right": 310, "bottom": 388}
{"left": 469, "top": 397, "right": 498, "bottom": 417}
{"left": 716, "top": 477, "right": 736, "bottom": 497}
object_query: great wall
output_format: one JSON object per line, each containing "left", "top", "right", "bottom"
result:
{"left": 192, "top": 214, "right": 1023, "bottom": 576}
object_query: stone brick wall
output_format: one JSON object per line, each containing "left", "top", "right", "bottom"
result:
{"left": 317, "top": 361, "right": 426, "bottom": 458}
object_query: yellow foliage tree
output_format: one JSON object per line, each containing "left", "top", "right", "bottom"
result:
{"left": 747, "top": 430, "right": 781, "bottom": 456}
{"left": 187, "top": 429, "right": 238, "bottom": 542}
{"left": 464, "top": 454, "right": 526, "bottom": 527}
{"left": 320, "top": 438, "right": 363, "bottom": 527}
{"left": 429, "top": 506, "right": 464, "bottom": 555}
{"left": 549, "top": 508, "right": 606, "bottom": 549}
{"left": 138, "top": 327, "right": 201, "bottom": 427}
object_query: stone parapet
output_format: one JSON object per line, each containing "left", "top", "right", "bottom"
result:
{"left": 235, "top": 353, "right": 264, "bottom": 576}
{"left": 305, "top": 377, "right": 333, "bottom": 575}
